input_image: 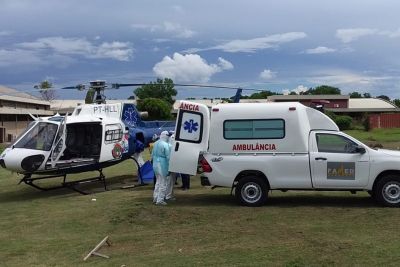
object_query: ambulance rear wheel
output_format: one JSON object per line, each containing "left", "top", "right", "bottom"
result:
{"left": 235, "top": 176, "right": 268, "bottom": 207}
{"left": 374, "top": 175, "right": 400, "bottom": 207}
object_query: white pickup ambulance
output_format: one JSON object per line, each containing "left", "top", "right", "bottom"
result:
{"left": 169, "top": 101, "right": 400, "bottom": 207}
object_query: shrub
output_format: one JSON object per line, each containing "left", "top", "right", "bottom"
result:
{"left": 324, "top": 110, "right": 337, "bottom": 121}
{"left": 334, "top": 115, "right": 353, "bottom": 130}
{"left": 363, "top": 117, "right": 371, "bottom": 131}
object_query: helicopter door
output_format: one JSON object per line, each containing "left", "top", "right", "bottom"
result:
{"left": 169, "top": 101, "right": 210, "bottom": 175}
{"left": 50, "top": 115, "right": 67, "bottom": 167}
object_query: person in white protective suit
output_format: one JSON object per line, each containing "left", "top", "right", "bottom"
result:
{"left": 165, "top": 133, "right": 176, "bottom": 201}
{"left": 152, "top": 131, "right": 171, "bottom": 205}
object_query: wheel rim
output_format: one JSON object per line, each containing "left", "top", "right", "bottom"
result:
{"left": 382, "top": 181, "right": 400, "bottom": 204}
{"left": 241, "top": 182, "right": 262, "bottom": 204}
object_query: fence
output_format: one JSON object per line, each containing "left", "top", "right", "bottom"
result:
{"left": 369, "top": 113, "right": 400, "bottom": 129}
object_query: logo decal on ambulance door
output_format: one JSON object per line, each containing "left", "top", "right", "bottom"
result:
{"left": 183, "top": 119, "right": 199, "bottom": 133}
{"left": 327, "top": 162, "right": 355, "bottom": 180}
{"left": 179, "top": 112, "right": 201, "bottom": 142}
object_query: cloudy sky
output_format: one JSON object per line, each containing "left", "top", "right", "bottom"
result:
{"left": 1, "top": 0, "right": 400, "bottom": 99}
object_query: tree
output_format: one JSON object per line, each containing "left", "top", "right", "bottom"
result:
{"left": 393, "top": 99, "right": 400, "bottom": 108}
{"left": 377, "top": 95, "right": 391, "bottom": 101}
{"left": 136, "top": 98, "right": 172, "bottom": 120}
{"left": 289, "top": 91, "right": 298, "bottom": 95}
{"left": 349, "top": 92, "right": 362, "bottom": 98}
{"left": 34, "top": 80, "right": 56, "bottom": 101}
{"left": 306, "top": 85, "right": 341, "bottom": 95}
{"left": 363, "top": 92, "right": 371, "bottom": 98}
{"left": 85, "top": 89, "right": 95, "bottom": 104}
{"left": 134, "top": 78, "right": 177, "bottom": 105}
{"left": 248, "top": 90, "right": 280, "bottom": 99}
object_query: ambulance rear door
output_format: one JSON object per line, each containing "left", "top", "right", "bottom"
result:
{"left": 169, "top": 101, "right": 210, "bottom": 175}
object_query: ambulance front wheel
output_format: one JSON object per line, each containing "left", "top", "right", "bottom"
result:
{"left": 235, "top": 176, "right": 268, "bottom": 207}
{"left": 374, "top": 174, "right": 400, "bottom": 207}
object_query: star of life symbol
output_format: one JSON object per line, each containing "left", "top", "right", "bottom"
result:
{"left": 183, "top": 119, "right": 198, "bottom": 133}
{"left": 124, "top": 107, "right": 138, "bottom": 127}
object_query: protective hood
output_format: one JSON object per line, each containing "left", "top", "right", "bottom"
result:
{"left": 160, "top": 131, "right": 169, "bottom": 142}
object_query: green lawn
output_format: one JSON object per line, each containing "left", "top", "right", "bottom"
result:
{"left": 1, "top": 130, "right": 400, "bottom": 266}
{"left": 345, "top": 128, "right": 400, "bottom": 149}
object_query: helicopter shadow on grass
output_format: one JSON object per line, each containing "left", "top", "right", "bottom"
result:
{"left": 0, "top": 174, "right": 142, "bottom": 203}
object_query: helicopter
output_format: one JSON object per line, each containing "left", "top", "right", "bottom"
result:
{"left": 0, "top": 80, "right": 177, "bottom": 194}
{"left": 0, "top": 80, "right": 263, "bottom": 194}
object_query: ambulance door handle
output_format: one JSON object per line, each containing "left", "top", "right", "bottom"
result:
{"left": 211, "top": 157, "right": 223, "bottom": 162}
{"left": 175, "top": 142, "right": 180, "bottom": 151}
{"left": 315, "top": 157, "right": 327, "bottom": 161}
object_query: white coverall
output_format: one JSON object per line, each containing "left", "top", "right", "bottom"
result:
{"left": 165, "top": 134, "right": 176, "bottom": 200}
{"left": 152, "top": 131, "right": 171, "bottom": 204}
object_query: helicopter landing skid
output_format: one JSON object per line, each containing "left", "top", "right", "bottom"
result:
{"left": 19, "top": 170, "right": 107, "bottom": 195}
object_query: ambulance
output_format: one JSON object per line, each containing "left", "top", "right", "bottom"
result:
{"left": 169, "top": 101, "right": 400, "bottom": 207}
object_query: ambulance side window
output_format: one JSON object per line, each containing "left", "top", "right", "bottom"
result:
{"left": 176, "top": 111, "right": 203, "bottom": 143}
{"left": 224, "top": 119, "right": 285, "bottom": 139}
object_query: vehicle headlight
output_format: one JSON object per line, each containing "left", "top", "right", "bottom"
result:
{"left": 21, "top": 155, "right": 45, "bottom": 172}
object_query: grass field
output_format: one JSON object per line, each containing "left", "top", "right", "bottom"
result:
{"left": 1, "top": 130, "right": 400, "bottom": 266}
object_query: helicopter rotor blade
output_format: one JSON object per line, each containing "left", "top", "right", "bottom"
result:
{"left": 111, "top": 83, "right": 146, "bottom": 89}
{"left": 111, "top": 82, "right": 265, "bottom": 92}
{"left": 173, "top": 84, "right": 264, "bottom": 91}
{"left": 61, "top": 84, "right": 86, "bottom": 91}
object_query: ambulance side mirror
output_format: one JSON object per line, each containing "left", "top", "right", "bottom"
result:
{"left": 355, "top": 146, "right": 366, "bottom": 154}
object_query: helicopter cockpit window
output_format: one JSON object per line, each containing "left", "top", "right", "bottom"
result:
{"left": 13, "top": 121, "right": 36, "bottom": 144}
{"left": 14, "top": 122, "right": 58, "bottom": 151}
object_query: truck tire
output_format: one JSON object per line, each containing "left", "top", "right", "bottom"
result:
{"left": 374, "top": 174, "right": 400, "bottom": 207}
{"left": 235, "top": 176, "right": 268, "bottom": 207}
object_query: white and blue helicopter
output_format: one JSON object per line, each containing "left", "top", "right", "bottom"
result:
{"left": 0, "top": 80, "right": 259, "bottom": 194}
{"left": 0, "top": 81, "right": 176, "bottom": 193}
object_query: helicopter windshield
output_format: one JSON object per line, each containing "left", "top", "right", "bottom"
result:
{"left": 14, "top": 122, "right": 59, "bottom": 151}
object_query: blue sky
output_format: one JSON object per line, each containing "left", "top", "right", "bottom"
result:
{"left": 1, "top": 0, "right": 400, "bottom": 100}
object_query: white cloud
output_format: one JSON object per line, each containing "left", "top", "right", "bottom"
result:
{"left": 131, "top": 21, "right": 195, "bottom": 38}
{"left": 163, "top": 21, "right": 195, "bottom": 38}
{"left": 188, "top": 32, "right": 307, "bottom": 53}
{"left": 19, "top": 37, "right": 92, "bottom": 54}
{"left": 259, "top": 69, "right": 276, "bottom": 80}
{"left": 336, "top": 27, "right": 400, "bottom": 43}
{"left": 0, "top": 49, "right": 44, "bottom": 67}
{"left": 282, "top": 85, "right": 308, "bottom": 95}
{"left": 172, "top": 5, "right": 185, "bottom": 14}
{"left": 17, "top": 37, "right": 133, "bottom": 61}
{"left": 0, "top": 31, "right": 12, "bottom": 36}
{"left": 307, "top": 70, "right": 393, "bottom": 87}
{"left": 0, "top": 48, "right": 75, "bottom": 68}
{"left": 153, "top": 53, "right": 234, "bottom": 82}
{"left": 336, "top": 28, "right": 400, "bottom": 43}
{"left": 217, "top": 57, "right": 234, "bottom": 70}
{"left": 92, "top": 42, "right": 133, "bottom": 61}
{"left": 380, "top": 28, "right": 400, "bottom": 38}
{"left": 305, "top": 46, "right": 336, "bottom": 54}
{"left": 336, "top": 28, "right": 378, "bottom": 43}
